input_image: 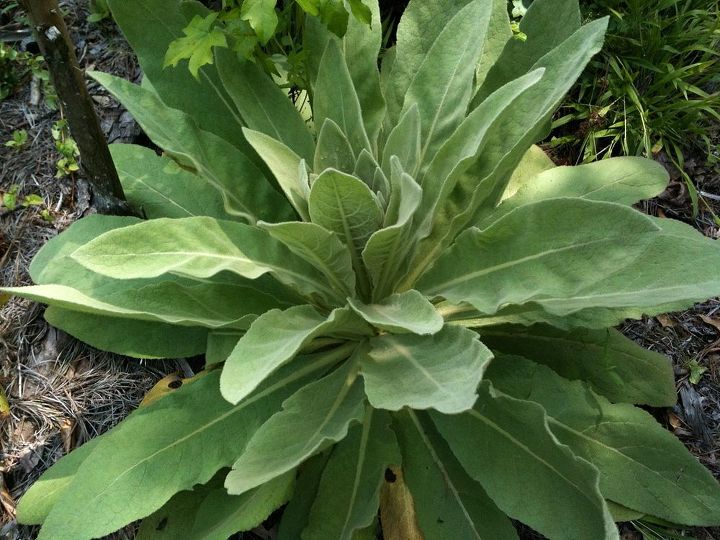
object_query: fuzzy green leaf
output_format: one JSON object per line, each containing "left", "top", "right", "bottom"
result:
{"left": 314, "top": 40, "right": 371, "bottom": 158}
{"left": 360, "top": 325, "right": 491, "bottom": 414}
{"left": 402, "top": 69, "right": 544, "bottom": 288}
{"left": 343, "top": 0, "right": 384, "bottom": 147}
{"left": 402, "top": 0, "right": 491, "bottom": 172}
{"left": 487, "top": 355, "right": 720, "bottom": 525}
{"left": 393, "top": 410, "right": 518, "bottom": 540}
{"left": 418, "top": 199, "right": 661, "bottom": 316}
{"left": 220, "top": 307, "right": 363, "bottom": 404}
{"left": 226, "top": 358, "right": 366, "bottom": 495}
{"left": 501, "top": 144, "right": 556, "bottom": 202}
{"left": 108, "top": 0, "right": 251, "bottom": 152}
{"left": 347, "top": 291, "right": 442, "bottom": 335}
{"left": 260, "top": 221, "right": 356, "bottom": 297}
{"left": 137, "top": 472, "right": 294, "bottom": 539}
{"left": 35, "top": 352, "right": 341, "bottom": 540}
{"left": 384, "top": 0, "right": 475, "bottom": 125}
{"left": 91, "top": 71, "right": 293, "bottom": 223}
{"left": 309, "top": 169, "right": 383, "bottom": 297}
{"left": 381, "top": 104, "right": 421, "bottom": 179}
{"left": 474, "top": 0, "right": 512, "bottom": 89}
{"left": 484, "top": 157, "right": 670, "bottom": 227}
{"left": 315, "top": 119, "right": 357, "bottom": 174}
{"left": 479, "top": 324, "right": 676, "bottom": 406}
{"left": 110, "top": 144, "right": 228, "bottom": 219}
{"left": 243, "top": 128, "right": 310, "bottom": 220}
{"left": 46, "top": 307, "right": 208, "bottom": 359}
{"left": 70, "top": 217, "right": 340, "bottom": 306}
{"left": 431, "top": 382, "right": 618, "bottom": 540}
{"left": 216, "top": 49, "right": 315, "bottom": 162}
{"left": 363, "top": 160, "right": 421, "bottom": 298}
{"left": 17, "top": 436, "right": 103, "bottom": 525}
{"left": 474, "top": 0, "right": 581, "bottom": 102}
{"left": 303, "top": 409, "right": 400, "bottom": 539}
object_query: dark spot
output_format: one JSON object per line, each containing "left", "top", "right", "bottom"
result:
{"left": 156, "top": 517, "right": 168, "bottom": 531}
{"left": 384, "top": 468, "right": 396, "bottom": 483}
{"left": 168, "top": 380, "right": 183, "bottom": 390}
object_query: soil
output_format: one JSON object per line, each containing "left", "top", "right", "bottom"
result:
{"left": 0, "top": 2, "right": 719, "bottom": 540}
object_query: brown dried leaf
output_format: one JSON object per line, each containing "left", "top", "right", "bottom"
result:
{"left": 699, "top": 314, "right": 720, "bottom": 333}
{"left": 380, "top": 467, "right": 424, "bottom": 540}
{"left": 656, "top": 314, "right": 676, "bottom": 328}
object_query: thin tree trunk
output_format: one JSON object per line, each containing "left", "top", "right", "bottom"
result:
{"left": 19, "top": 0, "right": 133, "bottom": 215}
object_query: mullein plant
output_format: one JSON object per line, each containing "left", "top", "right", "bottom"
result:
{"left": 5, "top": 0, "right": 720, "bottom": 538}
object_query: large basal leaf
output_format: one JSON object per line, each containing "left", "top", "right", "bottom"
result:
{"left": 360, "top": 325, "right": 491, "bottom": 414}
{"left": 401, "top": 0, "right": 491, "bottom": 173}
{"left": 342, "top": 0, "right": 385, "bottom": 149}
{"left": 500, "top": 144, "right": 556, "bottom": 202}
{"left": 302, "top": 409, "right": 400, "bottom": 540}
{"left": 483, "top": 157, "right": 670, "bottom": 227}
{"left": 384, "top": 0, "right": 474, "bottom": 125}
{"left": 314, "top": 40, "right": 371, "bottom": 159}
{"left": 137, "top": 472, "right": 294, "bottom": 539}
{"left": 44, "top": 307, "right": 208, "bottom": 359}
{"left": 474, "top": 0, "right": 512, "bottom": 89}
{"left": 347, "top": 290, "right": 442, "bottom": 335}
{"left": 260, "top": 221, "right": 356, "bottom": 297}
{"left": 5, "top": 278, "right": 285, "bottom": 330}
{"left": 107, "top": 0, "right": 251, "bottom": 153}
{"left": 225, "top": 358, "right": 366, "bottom": 496}
{"left": 243, "top": 128, "right": 310, "bottom": 220}
{"left": 216, "top": 48, "right": 315, "bottom": 163}
{"left": 277, "top": 453, "right": 332, "bottom": 540}
{"left": 393, "top": 410, "right": 518, "bottom": 540}
{"left": 71, "top": 216, "right": 341, "bottom": 306}
{"left": 91, "top": 71, "right": 293, "bottom": 223}
{"left": 533, "top": 217, "right": 720, "bottom": 321}
{"left": 431, "top": 382, "right": 618, "bottom": 540}
{"left": 362, "top": 163, "right": 422, "bottom": 299}
{"left": 220, "top": 306, "right": 363, "bottom": 404}
{"left": 110, "top": 143, "right": 228, "bottom": 220}
{"left": 474, "top": 0, "right": 581, "bottom": 102}
{"left": 418, "top": 198, "right": 661, "bottom": 315}
{"left": 487, "top": 355, "right": 720, "bottom": 525}
{"left": 472, "top": 217, "right": 720, "bottom": 327}
{"left": 35, "top": 351, "right": 343, "bottom": 540}
{"left": 308, "top": 169, "right": 383, "bottom": 297}
{"left": 465, "top": 17, "right": 608, "bottom": 214}
{"left": 17, "top": 436, "right": 103, "bottom": 525}
{"left": 401, "top": 69, "right": 544, "bottom": 289}
{"left": 479, "top": 324, "right": 676, "bottom": 406}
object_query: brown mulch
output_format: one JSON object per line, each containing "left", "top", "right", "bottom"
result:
{"left": 0, "top": 2, "right": 719, "bottom": 539}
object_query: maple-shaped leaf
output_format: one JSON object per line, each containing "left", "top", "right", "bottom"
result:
{"left": 164, "top": 14, "right": 228, "bottom": 78}
{"left": 241, "top": 0, "right": 278, "bottom": 45}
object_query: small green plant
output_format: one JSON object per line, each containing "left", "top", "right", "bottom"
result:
{"left": 4, "top": 129, "right": 28, "bottom": 149}
{"left": 51, "top": 120, "right": 80, "bottom": 177}
{"left": 5, "top": 0, "right": 720, "bottom": 539}
{"left": 1, "top": 185, "right": 45, "bottom": 212}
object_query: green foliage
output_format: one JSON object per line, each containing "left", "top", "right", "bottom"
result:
{"left": 6, "top": 0, "right": 720, "bottom": 538}
{"left": 51, "top": 120, "right": 79, "bottom": 177}
{"left": 161, "top": 0, "right": 372, "bottom": 82}
{"left": 552, "top": 0, "right": 720, "bottom": 167}
{"left": 4, "top": 129, "right": 28, "bottom": 149}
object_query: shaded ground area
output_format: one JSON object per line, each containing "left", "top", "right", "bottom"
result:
{"left": 0, "top": 2, "right": 719, "bottom": 539}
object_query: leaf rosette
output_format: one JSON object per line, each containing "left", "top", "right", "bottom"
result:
{"left": 6, "top": 0, "right": 720, "bottom": 538}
